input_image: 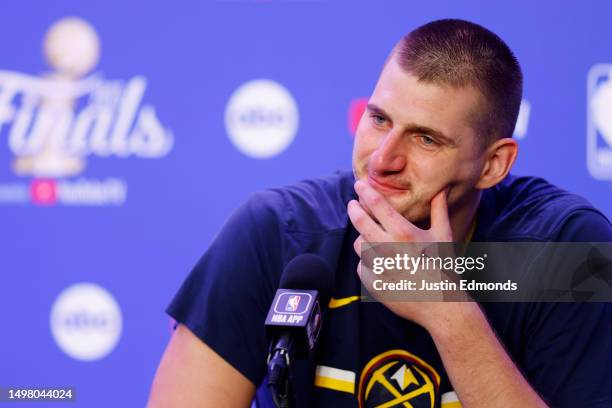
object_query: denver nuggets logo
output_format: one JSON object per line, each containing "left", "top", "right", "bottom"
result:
{"left": 358, "top": 350, "right": 440, "bottom": 408}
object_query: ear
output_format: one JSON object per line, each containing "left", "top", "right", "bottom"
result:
{"left": 475, "top": 138, "right": 518, "bottom": 190}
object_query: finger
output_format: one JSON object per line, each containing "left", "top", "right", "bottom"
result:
{"left": 353, "top": 235, "right": 364, "bottom": 257}
{"left": 354, "top": 180, "right": 419, "bottom": 236}
{"left": 429, "top": 188, "right": 452, "bottom": 241}
{"left": 352, "top": 236, "right": 381, "bottom": 264}
{"left": 355, "top": 260, "right": 383, "bottom": 303}
{"left": 347, "top": 200, "right": 387, "bottom": 242}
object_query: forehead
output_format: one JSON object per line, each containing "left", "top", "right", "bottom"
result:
{"left": 371, "top": 58, "right": 484, "bottom": 143}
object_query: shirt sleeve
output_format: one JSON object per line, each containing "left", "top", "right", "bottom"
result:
{"left": 166, "top": 190, "right": 286, "bottom": 386}
{"left": 556, "top": 209, "right": 612, "bottom": 242}
{"left": 521, "top": 209, "right": 612, "bottom": 407}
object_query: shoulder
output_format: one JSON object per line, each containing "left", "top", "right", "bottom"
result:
{"left": 244, "top": 170, "right": 355, "bottom": 235}
{"left": 476, "top": 175, "right": 612, "bottom": 241}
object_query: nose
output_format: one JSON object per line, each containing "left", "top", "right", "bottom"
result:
{"left": 370, "top": 129, "right": 406, "bottom": 176}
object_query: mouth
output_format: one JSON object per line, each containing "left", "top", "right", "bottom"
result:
{"left": 367, "top": 176, "right": 407, "bottom": 194}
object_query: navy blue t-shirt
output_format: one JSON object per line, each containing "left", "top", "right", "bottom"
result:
{"left": 167, "top": 170, "right": 612, "bottom": 407}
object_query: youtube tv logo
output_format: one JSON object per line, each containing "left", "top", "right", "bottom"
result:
{"left": 31, "top": 179, "right": 57, "bottom": 205}
{"left": 348, "top": 98, "right": 368, "bottom": 136}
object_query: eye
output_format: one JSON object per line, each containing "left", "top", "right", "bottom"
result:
{"left": 419, "top": 135, "right": 436, "bottom": 146}
{"left": 370, "top": 113, "right": 387, "bottom": 126}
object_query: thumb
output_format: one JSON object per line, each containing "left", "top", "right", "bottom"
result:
{"left": 430, "top": 188, "right": 452, "bottom": 241}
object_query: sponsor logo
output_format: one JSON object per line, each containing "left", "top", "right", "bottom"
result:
{"left": 285, "top": 294, "right": 301, "bottom": 312}
{"left": 348, "top": 98, "right": 368, "bottom": 135}
{"left": 513, "top": 99, "right": 530, "bottom": 140}
{"left": 50, "top": 282, "right": 122, "bottom": 361}
{"left": 274, "top": 292, "right": 312, "bottom": 315}
{"left": 225, "top": 79, "right": 298, "bottom": 158}
{"left": 31, "top": 179, "right": 57, "bottom": 205}
{"left": 0, "top": 17, "right": 172, "bottom": 205}
{"left": 587, "top": 64, "right": 612, "bottom": 180}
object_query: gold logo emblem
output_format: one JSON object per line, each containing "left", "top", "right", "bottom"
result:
{"left": 358, "top": 350, "right": 440, "bottom": 408}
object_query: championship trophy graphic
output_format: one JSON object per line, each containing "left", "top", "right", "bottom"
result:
{"left": 0, "top": 16, "right": 173, "bottom": 185}
{"left": 12, "top": 17, "right": 100, "bottom": 178}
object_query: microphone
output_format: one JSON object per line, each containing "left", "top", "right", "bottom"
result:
{"left": 265, "top": 254, "right": 334, "bottom": 408}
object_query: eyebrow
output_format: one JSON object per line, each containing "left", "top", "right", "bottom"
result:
{"left": 366, "top": 103, "right": 456, "bottom": 146}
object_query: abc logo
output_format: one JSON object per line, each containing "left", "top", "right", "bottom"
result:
{"left": 50, "top": 283, "right": 122, "bottom": 361}
{"left": 225, "top": 79, "right": 299, "bottom": 159}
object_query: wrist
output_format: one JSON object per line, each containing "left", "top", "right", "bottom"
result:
{"left": 423, "top": 302, "right": 485, "bottom": 343}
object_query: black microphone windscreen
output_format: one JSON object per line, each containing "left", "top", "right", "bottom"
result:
{"left": 279, "top": 254, "right": 334, "bottom": 303}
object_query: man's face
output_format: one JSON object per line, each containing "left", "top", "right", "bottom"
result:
{"left": 352, "top": 56, "right": 488, "bottom": 226}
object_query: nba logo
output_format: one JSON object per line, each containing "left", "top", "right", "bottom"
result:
{"left": 285, "top": 295, "right": 301, "bottom": 312}
{"left": 587, "top": 64, "right": 612, "bottom": 180}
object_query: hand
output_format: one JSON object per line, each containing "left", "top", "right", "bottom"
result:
{"left": 347, "top": 179, "right": 466, "bottom": 329}
{"left": 348, "top": 180, "right": 452, "bottom": 246}
{"left": 347, "top": 181, "right": 547, "bottom": 407}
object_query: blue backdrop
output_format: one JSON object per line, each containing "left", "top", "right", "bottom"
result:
{"left": 1, "top": 1, "right": 611, "bottom": 406}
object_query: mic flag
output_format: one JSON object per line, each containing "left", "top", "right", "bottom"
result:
{"left": 265, "top": 253, "right": 334, "bottom": 358}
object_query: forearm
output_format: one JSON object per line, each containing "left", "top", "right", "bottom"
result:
{"left": 425, "top": 303, "right": 548, "bottom": 408}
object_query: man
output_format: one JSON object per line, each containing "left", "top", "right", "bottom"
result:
{"left": 148, "top": 19, "right": 612, "bottom": 407}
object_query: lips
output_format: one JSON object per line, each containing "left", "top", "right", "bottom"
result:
{"left": 367, "top": 176, "right": 407, "bottom": 194}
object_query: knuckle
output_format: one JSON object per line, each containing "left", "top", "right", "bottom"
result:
{"left": 397, "top": 228, "right": 413, "bottom": 241}
{"left": 370, "top": 195, "right": 382, "bottom": 206}
{"left": 353, "top": 211, "right": 365, "bottom": 225}
{"left": 385, "top": 207, "right": 396, "bottom": 219}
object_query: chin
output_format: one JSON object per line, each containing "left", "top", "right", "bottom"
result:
{"left": 385, "top": 195, "right": 414, "bottom": 214}
{"left": 397, "top": 204, "right": 430, "bottom": 224}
